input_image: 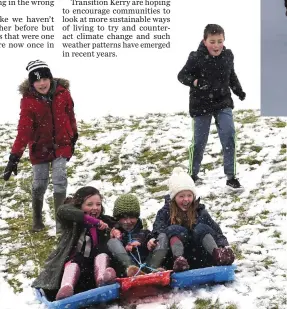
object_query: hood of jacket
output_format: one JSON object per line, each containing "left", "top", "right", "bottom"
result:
{"left": 18, "top": 78, "right": 70, "bottom": 96}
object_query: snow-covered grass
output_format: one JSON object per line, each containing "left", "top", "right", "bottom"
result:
{"left": 0, "top": 109, "right": 286, "bottom": 309}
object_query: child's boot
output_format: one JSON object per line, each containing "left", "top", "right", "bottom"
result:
{"left": 94, "top": 253, "right": 116, "bottom": 287}
{"left": 53, "top": 192, "right": 66, "bottom": 234}
{"left": 31, "top": 195, "right": 45, "bottom": 232}
{"left": 55, "top": 263, "right": 80, "bottom": 300}
{"left": 173, "top": 256, "right": 189, "bottom": 272}
{"left": 212, "top": 247, "right": 235, "bottom": 266}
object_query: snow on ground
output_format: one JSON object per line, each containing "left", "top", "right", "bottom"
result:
{"left": 0, "top": 109, "right": 286, "bottom": 309}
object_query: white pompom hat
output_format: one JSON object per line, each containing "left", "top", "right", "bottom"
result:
{"left": 168, "top": 167, "right": 197, "bottom": 200}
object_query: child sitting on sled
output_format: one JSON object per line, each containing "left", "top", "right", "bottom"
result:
{"left": 107, "top": 194, "right": 168, "bottom": 277}
{"left": 32, "top": 186, "right": 117, "bottom": 300}
{"left": 150, "top": 167, "right": 235, "bottom": 272}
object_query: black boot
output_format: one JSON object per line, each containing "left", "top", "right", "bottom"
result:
{"left": 32, "top": 197, "right": 45, "bottom": 232}
{"left": 53, "top": 192, "right": 66, "bottom": 234}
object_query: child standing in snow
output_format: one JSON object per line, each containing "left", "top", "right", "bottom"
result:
{"left": 32, "top": 186, "right": 117, "bottom": 300}
{"left": 107, "top": 194, "right": 168, "bottom": 277}
{"left": 150, "top": 167, "right": 235, "bottom": 272}
{"left": 3, "top": 60, "right": 78, "bottom": 233}
{"left": 178, "top": 24, "right": 246, "bottom": 191}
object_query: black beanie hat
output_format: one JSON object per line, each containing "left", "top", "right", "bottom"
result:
{"left": 73, "top": 186, "right": 101, "bottom": 208}
{"left": 26, "top": 60, "right": 53, "bottom": 85}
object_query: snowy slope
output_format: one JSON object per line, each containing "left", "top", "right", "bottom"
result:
{"left": 0, "top": 109, "right": 286, "bottom": 309}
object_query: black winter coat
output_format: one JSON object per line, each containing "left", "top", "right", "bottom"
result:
{"left": 178, "top": 41, "right": 245, "bottom": 117}
{"left": 152, "top": 195, "right": 228, "bottom": 248}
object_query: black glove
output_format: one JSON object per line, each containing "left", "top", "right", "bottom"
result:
{"left": 238, "top": 92, "right": 246, "bottom": 101}
{"left": 3, "top": 154, "right": 20, "bottom": 181}
{"left": 196, "top": 78, "right": 210, "bottom": 90}
{"left": 71, "top": 132, "right": 78, "bottom": 155}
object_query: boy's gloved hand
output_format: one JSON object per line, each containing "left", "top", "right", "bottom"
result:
{"left": 71, "top": 132, "right": 78, "bottom": 155}
{"left": 194, "top": 78, "right": 210, "bottom": 90}
{"left": 238, "top": 92, "right": 246, "bottom": 101}
{"left": 3, "top": 154, "right": 20, "bottom": 181}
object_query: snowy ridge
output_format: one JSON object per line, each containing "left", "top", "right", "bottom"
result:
{"left": 0, "top": 109, "right": 286, "bottom": 309}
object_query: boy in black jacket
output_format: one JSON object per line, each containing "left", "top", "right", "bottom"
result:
{"left": 178, "top": 24, "right": 246, "bottom": 191}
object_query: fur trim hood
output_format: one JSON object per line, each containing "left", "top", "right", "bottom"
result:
{"left": 18, "top": 78, "right": 70, "bottom": 95}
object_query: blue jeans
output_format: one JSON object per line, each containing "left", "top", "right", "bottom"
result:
{"left": 188, "top": 108, "right": 236, "bottom": 179}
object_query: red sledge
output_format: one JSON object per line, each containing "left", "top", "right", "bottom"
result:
{"left": 117, "top": 270, "right": 172, "bottom": 304}
{"left": 117, "top": 270, "right": 172, "bottom": 292}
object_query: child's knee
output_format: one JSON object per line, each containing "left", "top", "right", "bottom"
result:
{"left": 157, "top": 233, "right": 169, "bottom": 248}
{"left": 165, "top": 225, "right": 189, "bottom": 241}
{"left": 193, "top": 223, "right": 215, "bottom": 241}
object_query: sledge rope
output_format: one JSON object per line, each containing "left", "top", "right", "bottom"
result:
{"left": 129, "top": 240, "right": 157, "bottom": 276}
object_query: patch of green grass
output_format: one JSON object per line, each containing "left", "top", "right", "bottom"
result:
{"left": 240, "top": 114, "right": 259, "bottom": 124}
{"left": 272, "top": 157, "right": 286, "bottom": 164}
{"left": 146, "top": 213, "right": 156, "bottom": 221}
{"left": 110, "top": 175, "right": 125, "bottom": 185}
{"left": 147, "top": 185, "right": 168, "bottom": 194}
{"left": 226, "top": 304, "right": 238, "bottom": 309}
{"left": 138, "top": 149, "right": 169, "bottom": 165}
{"left": 263, "top": 257, "right": 274, "bottom": 269}
{"left": 172, "top": 145, "right": 183, "bottom": 150}
{"left": 272, "top": 119, "right": 286, "bottom": 128}
{"left": 272, "top": 230, "right": 281, "bottom": 238}
{"left": 129, "top": 121, "right": 140, "bottom": 130}
{"left": 231, "top": 243, "right": 244, "bottom": 260}
{"left": 194, "top": 298, "right": 212, "bottom": 308}
{"left": 140, "top": 171, "right": 152, "bottom": 178}
{"left": 92, "top": 144, "right": 111, "bottom": 153}
{"left": 201, "top": 162, "right": 214, "bottom": 171}
{"left": 159, "top": 166, "right": 174, "bottom": 175}
{"left": 266, "top": 193, "right": 276, "bottom": 203}
{"left": 279, "top": 147, "right": 286, "bottom": 156}
{"left": 130, "top": 185, "right": 144, "bottom": 193}
{"left": 67, "top": 164, "right": 77, "bottom": 178}
{"left": 269, "top": 164, "right": 286, "bottom": 172}
{"left": 205, "top": 192, "right": 217, "bottom": 201}
{"left": 250, "top": 145, "right": 263, "bottom": 153}
{"left": 238, "top": 156, "right": 262, "bottom": 166}
{"left": 194, "top": 298, "right": 228, "bottom": 309}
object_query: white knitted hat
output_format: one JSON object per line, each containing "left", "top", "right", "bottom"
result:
{"left": 168, "top": 167, "right": 197, "bottom": 200}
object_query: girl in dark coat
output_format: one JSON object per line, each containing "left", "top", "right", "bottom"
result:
{"left": 150, "top": 167, "right": 235, "bottom": 272}
{"left": 32, "top": 186, "right": 117, "bottom": 301}
{"left": 3, "top": 60, "right": 78, "bottom": 233}
{"left": 107, "top": 194, "right": 168, "bottom": 277}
